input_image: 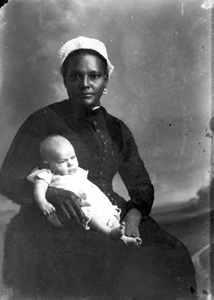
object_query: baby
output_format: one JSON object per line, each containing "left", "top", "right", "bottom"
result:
{"left": 27, "top": 134, "right": 142, "bottom": 247}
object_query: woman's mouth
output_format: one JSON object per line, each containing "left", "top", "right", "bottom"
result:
{"left": 79, "top": 93, "right": 93, "bottom": 98}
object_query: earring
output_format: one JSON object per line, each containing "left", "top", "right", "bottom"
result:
{"left": 103, "top": 88, "right": 107, "bottom": 95}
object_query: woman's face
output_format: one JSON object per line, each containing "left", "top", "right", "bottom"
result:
{"left": 63, "top": 53, "right": 108, "bottom": 110}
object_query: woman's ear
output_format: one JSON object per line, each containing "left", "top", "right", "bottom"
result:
{"left": 104, "top": 74, "right": 109, "bottom": 87}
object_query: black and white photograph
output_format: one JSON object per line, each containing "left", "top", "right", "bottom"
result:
{"left": 0, "top": 0, "right": 212, "bottom": 299}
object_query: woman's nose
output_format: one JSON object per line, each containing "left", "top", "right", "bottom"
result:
{"left": 81, "top": 76, "right": 90, "bottom": 88}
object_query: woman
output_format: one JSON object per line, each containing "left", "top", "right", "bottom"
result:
{"left": 0, "top": 36, "right": 197, "bottom": 300}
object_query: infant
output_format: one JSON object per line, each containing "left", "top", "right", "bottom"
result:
{"left": 27, "top": 135, "right": 142, "bottom": 247}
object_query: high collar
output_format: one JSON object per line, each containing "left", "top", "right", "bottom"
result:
{"left": 49, "top": 98, "right": 124, "bottom": 151}
{"left": 66, "top": 100, "right": 102, "bottom": 118}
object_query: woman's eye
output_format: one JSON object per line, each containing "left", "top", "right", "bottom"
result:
{"left": 91, "top": 74, "right": 99, "bottom": 79}
{"left": 70, "top": 74, "right": 79, "bottom": 79}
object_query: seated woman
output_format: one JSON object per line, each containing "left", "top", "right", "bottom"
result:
{"left": 0, "top": 36, "right": 197, "bottom": 300}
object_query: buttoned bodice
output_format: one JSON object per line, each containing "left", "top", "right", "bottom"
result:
{"left": 49, "top": 101, "right": 125, "bottom": 208}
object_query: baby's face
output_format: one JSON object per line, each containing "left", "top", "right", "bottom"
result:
{"left": 48, "top": 143, "right": 79, "bottom": 176}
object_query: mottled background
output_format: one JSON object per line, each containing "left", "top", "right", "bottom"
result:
{"left": 0, "top": 0, "right": 212, "bottom": 299}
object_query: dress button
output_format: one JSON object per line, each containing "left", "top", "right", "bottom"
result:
{"left": 104, "top": 149, "right": 107, "bottom": 153}
{"left": 96, "top": 128, "right": 100, "bottom": 133}
{"left": 93, "top": 121, "right": 97, "bottom": 126}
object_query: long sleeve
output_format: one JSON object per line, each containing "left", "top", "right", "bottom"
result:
{"left": 0, "top": 112, "right": 48, "bottom": 205}
{"left": 118, "top": 122, "right": 154, "bottom": 217}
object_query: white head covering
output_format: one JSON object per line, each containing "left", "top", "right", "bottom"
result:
{"left": 58, "top": 36, "right": 114, "bottom": 76}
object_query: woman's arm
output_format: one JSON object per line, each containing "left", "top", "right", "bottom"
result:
{"left": 118, "top": 122, "right": 154, "bottom": 237}
{"left": 0, "top": 113, "right": 46, "bottom": 205}
{"left": 118, "top": 122, "right": 154, "bottom": 218}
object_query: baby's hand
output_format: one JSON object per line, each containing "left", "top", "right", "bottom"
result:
{"left": 40, "top": 202, "right": 56, "bottom": 216}
{"left": 78, "top": 190, "right": 87, "bottom": 200}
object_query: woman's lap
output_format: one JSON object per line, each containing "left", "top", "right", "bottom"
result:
{"left": 122, "top": 216, "right": 198, "bottom": 299}
{"left": 3, "top": 208, "right": 197, "bottom": 300}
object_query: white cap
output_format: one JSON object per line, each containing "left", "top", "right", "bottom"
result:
{"left": 59, "top": 36, "right": 114, "bottom": 76}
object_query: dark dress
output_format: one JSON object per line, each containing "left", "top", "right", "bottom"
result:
{"left": 0, "top": 100, "right": 197, "bottom": 300}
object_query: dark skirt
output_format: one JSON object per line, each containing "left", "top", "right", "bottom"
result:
{"left": 3, "top": 205, "right": 197, "bottom": 300}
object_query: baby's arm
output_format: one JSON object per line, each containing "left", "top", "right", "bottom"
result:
{"left": 34, "top": 177, "right": 55, "bottom": 215}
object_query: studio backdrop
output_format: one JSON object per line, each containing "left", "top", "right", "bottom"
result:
{"left": 0, "top": 0, "right": 212, "bottom": 299}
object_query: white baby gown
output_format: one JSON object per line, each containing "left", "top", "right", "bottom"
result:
{"left": 27, "top": 167, "right": 121, "bottom": 229}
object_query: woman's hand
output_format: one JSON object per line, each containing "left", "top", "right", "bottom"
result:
{"left": 46, "top": 186, "right": 86, "bottom": 226}
{"left": 123, "top": 208, "right": 142, "bottom": 238}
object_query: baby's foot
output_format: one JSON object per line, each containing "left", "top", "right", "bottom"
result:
{"left": 110, "top": 222, "right": 125, "bottom": 240}
{"left": 39, "top": 202, "right": 55, "bottom": 216}
{"left": 122, "top": 235, "right": 142, "bottom": 247}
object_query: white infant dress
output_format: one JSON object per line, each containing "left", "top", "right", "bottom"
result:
{"left": 27, "top": 167, "right": 121, "bottom": 229}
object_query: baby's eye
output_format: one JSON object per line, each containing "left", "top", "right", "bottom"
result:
{"left": 59, "top": 160, "right": 66, "bottom": 164}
